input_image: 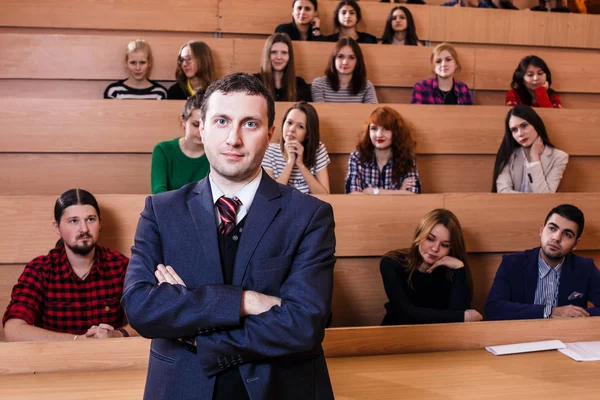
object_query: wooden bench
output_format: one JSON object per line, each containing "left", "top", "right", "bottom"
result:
{"left": 2, "top": 33, "right": 600, "bottom": 106}
{"left": 2, "top": 100, "right": 600, "bottom": 195}
{"left": 1, "top": 193, "right": 600, "bottom": 338}
{"left": 2, "top": 0, "right": 599, "bottom": 49}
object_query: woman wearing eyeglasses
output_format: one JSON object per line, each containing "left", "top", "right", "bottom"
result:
{"left": 167, "top": 41, "right": 217, "bottom": 100}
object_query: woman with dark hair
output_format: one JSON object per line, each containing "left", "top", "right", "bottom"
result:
{"left": 345, "top": 106, "right": 420, "bottom": 194}
{"left": 492, "top": 105, "right": 568, "bottom": 193}
{"left": 262, "top": 102, "right": 330, "bottom": 194}
{"left": 323, "top": 0, "right": 377, "bottom": 44}
{"left": 311, "top": 38, "right": 378, "bottom": 103}
{"left": 151, "top": 92, "right": 210, "bottom": 194}
{"left": 254, "top": 33, "right": 311, "bottom": 102}
{"left": 411, "top": 43, "right": 473, "bottom": 105}
{"left": 167, "top": 41, "right": 216, "bottom": 100}
{"left": 380, "top": 209, "right": 481, "bottom": 325}
{"left": 104, "top": 39, "right": 167, "bottom": 99}
{"left": 506, "top": 55, "right": 562, "bottom": 108}
{"left": 381, "top": 0, "right": 426, "bottom": 4}
{"left": 530, "top": 0, "right": 571, "bottom": 12}
{"left": 275, "top": 0, "right": 325, "bottom": 41}
{"left": 380, "top": 6, "right": 422, "bottom": 46}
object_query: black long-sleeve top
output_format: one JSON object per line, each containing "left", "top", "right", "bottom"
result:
{"left": 380, "top": 255, "right": 471, "bottom": 325}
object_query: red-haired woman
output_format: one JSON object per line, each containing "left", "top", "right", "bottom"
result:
{"left": 345, "top": 106, "right": 420, "bottom": 195}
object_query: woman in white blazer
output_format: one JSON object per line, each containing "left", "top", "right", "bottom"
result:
{"left": 492, "top": 105, "right": 568, "bottom": 193}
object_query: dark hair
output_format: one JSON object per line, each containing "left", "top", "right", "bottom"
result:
{"left": 175, "top": 41, "right": 216, "bottom": 96}
{"left": 261, "top": 33, "right": 297, "bottom": 102}
{"left": 510, "top": 55, "right": 556, "bottom": 106}
{"left": 381, "top": 6, "right": 420, "bottom": 46}
{"left": 325, "top": 38, "right": 367, "bottom": 95}
{"left": 182, "top": 91, "right": 204, "bottom": 121}
{"left": 54, "top": 189, "right": 100, "bottom": 247}
{"left": 545, "top": 204, "right": 585, "bottom": 239}
{"left": 280, "top": 102, "right": 321, "bottom": 169}
{"left": 356, "top": 106, "right": 416, "bottom": 184}
{"left": 333, "top": 0, "right": 362, "bottom": 30}
{"left": 292, "top": 0, "right": 318, "bottom": 10}
{"left": 200, "top": 73, "right": 275, "bottom": 129}
{"left": 491, "top": 105, "right": 555, "bottom": 192}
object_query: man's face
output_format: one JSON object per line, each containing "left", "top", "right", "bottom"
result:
{"left": 540, "top": 213, "right": 580, "bottom": 262}
{"left": 53, "top": 205, "right": 100, "bottom": 256}
{"left": 200, "top": 91, "right": 274, "bottom": 183}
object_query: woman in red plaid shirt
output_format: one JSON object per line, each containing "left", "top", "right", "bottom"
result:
{"left": 410, "top": 43, "right": 473, "bottom": 105}
{"left": 505, "top": 55, "right": 562, "bottom": 109}
{"left": 3, "top": 189, "right": 134, "bottom": 341}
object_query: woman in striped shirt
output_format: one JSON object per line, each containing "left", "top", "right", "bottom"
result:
{"left": 311, "top": 38, "right": 378, "bottom": 103}
{"left": 262, "top": 102, "right": 331, "bottom": 194}
{"left": 103, "top": 39, "right": 167, "bottom": 100}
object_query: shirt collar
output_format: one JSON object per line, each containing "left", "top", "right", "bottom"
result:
{"left": 209, "top": 170, "right": 262, "bottom": 213}
{"left": 58, "top": 245, "right": 103, "bottom": 281}
{"left": 537, "top": 249, "right": 564, "bottom": 278}
{"left": 368, "top": 152, "right": 393, "bottom": 168}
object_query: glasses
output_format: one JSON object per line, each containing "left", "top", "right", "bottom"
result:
{"left": 178, "top": 57, "right": 193, "bottom": 66}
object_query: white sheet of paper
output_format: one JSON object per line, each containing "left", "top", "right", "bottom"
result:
{"left": 485, "top": 340, "right": 566, "bottom": 356}
{"left": 559, "top": 342, "right": 600, "bottom": 362}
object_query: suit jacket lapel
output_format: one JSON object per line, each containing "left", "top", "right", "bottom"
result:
{"left": 557, "top": 252, "right": 573, "bottom": 306}
{"left": 232, "top": 173, "right": 281, "bottom": 286}
{"left": 525, "top": 248, "right": 539, "bottom": 304}
{"left": 511, "top": 150, "right": 525, "bottom": 191}
{"left": 187, "top": 178, "right": 224, "bottom": 285}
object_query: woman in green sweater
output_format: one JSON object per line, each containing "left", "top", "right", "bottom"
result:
{"left": 151, "top": 92, "right": 210, "bottom": 193}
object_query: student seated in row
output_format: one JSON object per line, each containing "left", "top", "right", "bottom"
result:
{"left": 168, "top": 41, "right": 216, "bottom": 100}
{"left": 492, "top": 105, "right": 568, "bottom": 193}
{"left": 3, "top": 189, "right": 134, "bottom": 341}
{"left": 411, "top": 43, "right": 473, "bottom": 105}
{"left": 380, "top": 6, "right": 422, "bottom": 46}
{"left": 442, "top": 0, "right": 494, "bottom": 7}
{"left": 255, "top": 33, "right": 312, "bottom": 102}
{"left": 486, "top": 204, "right": 600, "bottom": 320}
{"left": 345, "top": 106, "right": 420, "bottom": 195}
{"left": 262, "top": 102, "right": 330, "bottom": 194}
{"left": 151, "top": 92, "right": 209, "bottom": 194}
{"left": 103, "top": 39, "right": 167, "bottom": 99}
{"left": 311, "top": 38, "right": 378, "bottom": 103}
{"left": 323, "top": 0, "right": 378, "bottom": 44}
{"left": 506, "top": 55, "right": 562, "bottom": 108}
{"left": 531, "top": 0, "right": 571, "bottom": 12}
{"left": 275, "top": 0, "right": 324, "bottom": 41}
{"left": 380, "top": 209, "right": 482, "bottom": 325}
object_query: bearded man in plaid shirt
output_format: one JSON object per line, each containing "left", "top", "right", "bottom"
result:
{"left": 3, "top": 189, "right": 134, "bottom": 341}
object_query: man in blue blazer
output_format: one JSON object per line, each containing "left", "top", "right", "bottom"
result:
{"left": 122, "top": 73, "right": 336, "bottom": 400}
{"left": 486, "top": 204, "right": 600, "bottom": 321}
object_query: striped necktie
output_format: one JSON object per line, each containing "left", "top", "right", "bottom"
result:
{"left": 216, "top": 196, "right": 242, "bottom": 236}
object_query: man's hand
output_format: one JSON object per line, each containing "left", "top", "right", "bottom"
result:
{"left": 551, "top": 305, "right": 589, "bottom": 318}
{"left": 155, "top": 264, "right": 187, "bottom": 287}
{"left": 241, "top": 290, "right": 282, "bottom": 317}
{"left": 85, "top": 323, "right": 115, "bottom": 339}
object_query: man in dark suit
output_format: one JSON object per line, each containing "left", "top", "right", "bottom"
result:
{"left": 122, "top": 73, "right": 336, "bottom": 400}
{"left": 486, "top": 204, "right": 600, "bottom": 321}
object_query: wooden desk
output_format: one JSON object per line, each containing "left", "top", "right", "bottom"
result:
{"left": 0, "top": 349, "right": 597, "bottom": 399}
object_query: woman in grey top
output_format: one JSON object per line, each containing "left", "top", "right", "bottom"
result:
{"left": 311, "top": 38, "right": 378, "bottom": 104}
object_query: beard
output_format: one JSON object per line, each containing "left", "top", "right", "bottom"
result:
{"left": 66, "top": 234, "right": 97, "bottom": 256}
{"left": 541, "top": 243, "right": 568, "bottom": 262}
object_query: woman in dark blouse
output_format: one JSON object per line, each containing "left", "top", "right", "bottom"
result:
{"left": 380, "top": 209, "right": 483, "bottom": 325}
{"left": 254, "top": 33, "right": 312, "bottom": 102}
{"left": 323, "top": 0, "right": 377, "bottom": 44}
{"left": 275, "top": 0, "right": 325, "bottom": 41}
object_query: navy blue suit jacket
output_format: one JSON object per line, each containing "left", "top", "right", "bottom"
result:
{"left": 485, "top": 247, "right": 600, "bottom": 321}
{"left": 122, "top": 172, "right": 336, "bottom": 400}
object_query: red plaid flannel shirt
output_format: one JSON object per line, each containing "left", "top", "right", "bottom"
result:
{"left": 2, "top": 245, "right": 129, "bottom": 335}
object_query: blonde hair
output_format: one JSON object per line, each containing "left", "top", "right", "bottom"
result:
{"left": 125, "top": 39, "right": 153, "bottom": 77}
{"left": 430, "top": 42, "right": 461, "bottom": 75}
